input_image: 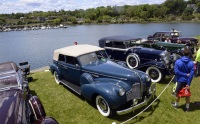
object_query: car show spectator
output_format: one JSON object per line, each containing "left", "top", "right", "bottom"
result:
{"left": 195, "top": 43, "right": 200, "bottom": 77}
{"left": 172, "top": 46, "right": 195, "bottom": 112}
{"left": 164, "top": 38, "right": 171, "bottom": 43}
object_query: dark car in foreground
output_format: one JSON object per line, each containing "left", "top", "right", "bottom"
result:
{"left": 50, "top": 44, "right": 156, "bottom": 117}
{"left": 147, "top": 31, "right": 198, "bottom": 49}
{"left": 0, "top": 62, "right": 58, "bottom": 124}
{"left": 99, "top": 35, "right": 179, "bottom": 83}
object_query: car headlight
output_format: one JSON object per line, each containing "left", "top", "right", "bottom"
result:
{"left": 145, "top": 76, "right": 151, "bottom": 82}
{"left": 133, "top": 99, "right": 138, "bottom": 105}
{"left": 119, "top": 88, "right": 125, "bottom": 96}
{"left": 163, "top": 57, "right": 170, "bottom": 65}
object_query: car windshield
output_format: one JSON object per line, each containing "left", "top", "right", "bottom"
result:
{"left": 170, "top": 32, "right": 180, "bottom": 37}
{"left": 0, "top": 75, "right": 18, "bottom": 90}
{"left": 79, "top": 50, "right": 108, "bottom": 65}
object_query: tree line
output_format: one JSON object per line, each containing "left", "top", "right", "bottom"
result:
{"left": 0, "top": 0, "right": 200, "bottom": 27}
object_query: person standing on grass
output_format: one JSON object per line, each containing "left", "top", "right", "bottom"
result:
{"left": 172, "top": 46, "right": 195, "bottom": 112}
{"left": 195, "top": 43, "right": 200, "bottom": 77}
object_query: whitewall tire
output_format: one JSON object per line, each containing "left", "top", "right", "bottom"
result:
{"left": 126, "top": 54, "right": 140, "bottom": 69}
{"left": 146, "top": 66, "right": 163, "bottom": 83}
{"left": 54, "top": 71, "right": 60, "bottom": 84}
{"left": 96, "top": 95, "right": 112, "bottom": 117}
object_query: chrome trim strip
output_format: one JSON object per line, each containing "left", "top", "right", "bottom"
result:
{"left": 29, "top": 99, "right": 38, "bottom": 120}
{"left": 58, "top": 63, "right": 81, "bottom": 71}
{"left": 82, "top": 70, "right": 127, "bottom": 80}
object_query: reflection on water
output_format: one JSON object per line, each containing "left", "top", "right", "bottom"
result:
{"left": 0, "top": 23, "right": 200, "bottom": 69}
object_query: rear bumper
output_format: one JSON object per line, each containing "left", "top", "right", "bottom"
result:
{"left": 116, "top": 83, "right": 156, "bottom": 115}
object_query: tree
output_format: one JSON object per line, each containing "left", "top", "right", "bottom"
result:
{"left": 54, "top": 18, "right": 61, "bottom": 25}
{"left": 0, "top": 17, "right": 6, "bottom": 25}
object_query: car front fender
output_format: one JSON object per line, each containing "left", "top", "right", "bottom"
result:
{"left": 137, "top": 61, "right": 166, "bottom": 70}
{"left": 81, "top": 79, "right": 129, "bottom": 109}
{"left": 28, "top": 96, "right": 46, "bottom": 120}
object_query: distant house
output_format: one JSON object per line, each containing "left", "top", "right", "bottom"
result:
{"left": 37, "top": 17, "right": 46, "bottom": 22}
{"left": 187, "top": 4, "right": 199, "bottom": 12}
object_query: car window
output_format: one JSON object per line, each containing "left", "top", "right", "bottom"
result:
{"left": 105, "top": 40, "right": 113, "bottom": 47}
{"left": 113, "top": 41, "right": 126, "bottom": 49}
{"left": 58, "top": 54, "right": 65, "bottom": 62}
{"left": 66, "top": 56, "right": 79, "bottom": 65}
{"left": 0, "top": 75, "right": 18, "bottom": 89}
{"left": 79, "top": 52, "right": 98, "bottom": 65}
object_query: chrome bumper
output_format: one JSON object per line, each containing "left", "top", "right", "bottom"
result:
{"left": 116, "top": 83, "right": 156, "bottom": 115}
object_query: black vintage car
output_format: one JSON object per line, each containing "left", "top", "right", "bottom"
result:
{"left": 147, "top": 31, "right": 198, "bottom": 47}
{"left": 0, "top": 62, "right": 58, "bottom": 124}
{"left": 99, "top": 35, "right": 179, "bottom": 83}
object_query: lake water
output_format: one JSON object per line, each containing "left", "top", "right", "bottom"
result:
{"left": 0, "top": 23, "right": 200, "bottom": 70}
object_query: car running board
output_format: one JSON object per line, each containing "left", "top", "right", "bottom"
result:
{"left": 60, "top": 79, "right": 81, "bottom": 95}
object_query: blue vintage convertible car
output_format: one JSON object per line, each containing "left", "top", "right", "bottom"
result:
{"left": 50, "top": 44, "right": 156, "bottom": 117}
{"left": 99, "top": 35, "right": 179, "bottom": 83}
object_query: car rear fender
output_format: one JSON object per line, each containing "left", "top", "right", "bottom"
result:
{"left": 28, "top": 96, "right": 46, "bottom": 120}
{"left": 81, "top": 79, "right": 128, "bottom": 109}
{"left": 50, "top": 63, "right": 61, "bottom": 77}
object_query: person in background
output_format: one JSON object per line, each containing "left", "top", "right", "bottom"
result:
{"left": 171, "top": 46, "right": 195, "bottom": 112}
{"left": 164, "top": 38, "right": 171, "bottom": 43}
{"left": 74, "top": 41, "right": 78, "bottom": 45}
{"left": 177, "top": 38, "right": 181, "bottom": 44}
{"left": 195, "top": 43, "right": 200, "bottom": 77}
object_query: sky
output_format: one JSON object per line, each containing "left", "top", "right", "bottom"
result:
{"left": 0, "top": 0, "right": 166, "bottom": 14}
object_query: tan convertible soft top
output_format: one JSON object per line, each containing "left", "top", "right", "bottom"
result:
{"left": 53, "top": 44, "right": 105, "bottom": 61}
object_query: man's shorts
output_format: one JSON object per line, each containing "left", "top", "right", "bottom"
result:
{"left": 175, "top": 82, "right": 187, "bottom": 94}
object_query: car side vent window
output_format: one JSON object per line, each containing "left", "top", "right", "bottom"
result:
{"left": 58, "top": 54, "right": 65, "bottom": 62}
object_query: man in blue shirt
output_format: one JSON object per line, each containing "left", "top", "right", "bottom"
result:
{"left": 172, "top": 47, "right": 194, "bottom": 112}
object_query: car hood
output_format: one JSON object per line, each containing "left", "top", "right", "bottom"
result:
{"left": 0, "top": 89, "right": 22, "bottom": 124}
{"left": 155, "top": 42, "right": 185, "bottom": 48}
{"left": 132, "top": 47, "right": 163, "bottom": 59}
{"left": 82, "top": 60, "right": 143, "bottom": 84}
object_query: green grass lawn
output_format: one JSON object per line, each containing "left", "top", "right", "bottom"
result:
{"left": 28, "top": 71, "right": 200, "bottom": 124}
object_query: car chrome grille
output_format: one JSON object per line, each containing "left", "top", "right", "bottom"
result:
{"left": 126, "top": 83, "right": 146, "bottom": 101}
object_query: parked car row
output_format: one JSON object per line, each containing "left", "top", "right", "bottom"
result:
{"left": 2, "top": 31, "right": 198, "bottom": 120}
{"left": 98, "top": 35, "right": 179, "bottom": 83}
{"left": 49, "top": 32, "right": 197, "bottom": 117}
